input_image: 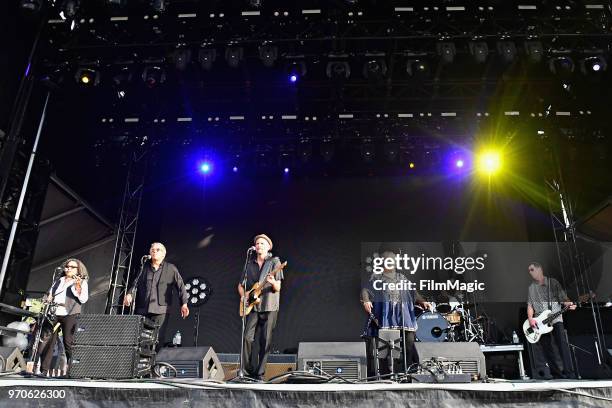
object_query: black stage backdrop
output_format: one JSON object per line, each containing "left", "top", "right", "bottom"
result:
{"left": 133, "top": 172, "right": 554, "bottom": 352}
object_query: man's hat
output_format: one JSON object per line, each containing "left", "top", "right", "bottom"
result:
{"left": 253, "top": 234, "right": 273, "bottom": 249}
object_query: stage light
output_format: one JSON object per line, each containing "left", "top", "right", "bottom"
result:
{"left": 496, "top": 41, "right": 517, "bottom": 63}
{"left": 297, "top": 140, "right": 312, "bottom": 163}
{"left": 363, "top": 59, "right": 388, "bottom": 79}
{"left": 106, "top": 0, "right": 126, "bottom": 6}
{"left": 581, "top": 56, "right": 607, "bottom": 75}
{"left": 436, "top": 43, "right": 456, "bottom": 64}
{"left": 20, "top": 0, "right": 42, "bottom": 12}
{"left": 549, "top": 56, "right": 575, "bottom": 78}
{"left": 383, "top": 140, "right": 398, "bottom": 163}
{"left": 259, "top": 45, "right": 278, "bottom": 68}
{"left": 248, "top": 0, "right": 262, "bottom": 7}
{"left": 198, "top": 49, "right": 217, "bottom": 70}
{"left": 456, "top": 159, "right": 464, "bottom": 168}
{"left": 476, "top": 150, "right": 502, "bottom": 175}
{"left": 326, "top": 61, "right": 351, "bottom": 79}
{"left": 199, "top": 161, "right": 212, "bottom": 174}
{"left": 142, "top": 66, "right": 166, "bottom": 87}
{"left": 232, "top": 166, "right": 238, "bottom": 173}
{"left": 75, "top": 68, "right": 99, "bottom": 86}
{"left": 524, "top": 41, "right": 543, "bottom": 63}
{"left": 172, "top": 49, "right": 192, "bottom": 71}
{"left": 150, "top": 0, "right": 166, "bottom": 13}
{"left": 184, "top": 277, "right": 212, "bottom": 307}
{"left": 283, "top": 167, "right": 290, "bottom": 174}
{"left": 361, "top": 143, "right": 375, "bottom": 163}
{"left": 225, "top": 47, "right": 244, "bottom": 68}
{"left": 286, "top": 61, "right": 306, "bottom": 83}
{"left": 59, "top": 0, "right": 80, "bottom": 20}
{"left": 469, "top": 42, "right": 488, "bottom": 64}
{"left": 406, "top": 59, "right": 429, "bottom": 77}
{"left": 409, "top": 162, "right": 415, "bottom": 169}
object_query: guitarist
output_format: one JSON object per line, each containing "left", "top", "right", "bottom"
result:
{"left": 237, "top": 234, "right": 283, "bottom": 380}
{"left": 526, "top": 262, "right": 576, "bottom": 379}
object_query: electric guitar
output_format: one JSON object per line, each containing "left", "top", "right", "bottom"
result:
{"left": 239, "top": 261, "right": 287, "bottom": 317}
{"left": 522, "top": 306, "right": 570, "bottom": 344}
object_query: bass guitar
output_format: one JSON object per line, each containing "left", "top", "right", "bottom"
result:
{"left": 239, "top": 261, "right": 287, "bottom": 317}
{"left": 522, "top": 306, "right": 570, "bottom": 344}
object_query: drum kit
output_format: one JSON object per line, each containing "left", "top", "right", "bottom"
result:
{"left": 415, "top": 297, "right": 486, "bottom": 343}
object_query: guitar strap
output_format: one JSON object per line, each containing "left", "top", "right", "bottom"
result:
{"left": 256, "top": 254, "right": 275, "bottom": 284}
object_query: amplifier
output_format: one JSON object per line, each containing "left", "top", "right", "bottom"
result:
{"left": 70, "top": 345, "right": 154, "bottom": 379}
{"left": 74, "top": 314, "right": 157, "bottom": 347}
{"left": 297, "top": 342, "right": 367, "bottom": 381}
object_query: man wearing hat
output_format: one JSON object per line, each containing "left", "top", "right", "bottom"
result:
{"left": 237, "top": 234, "right": 284, "bottom": 380}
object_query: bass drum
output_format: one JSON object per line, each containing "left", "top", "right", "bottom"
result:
{"left": 416, "top": 312, "right": 449, "bottom": 342}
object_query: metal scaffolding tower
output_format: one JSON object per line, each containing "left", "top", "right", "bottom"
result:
{"left": 104, "top": 149, "right": 148, "bottom": 314}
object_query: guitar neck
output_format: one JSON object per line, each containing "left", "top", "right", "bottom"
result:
{"left": 542, "top": 305, "right": 570, "bottom": 325}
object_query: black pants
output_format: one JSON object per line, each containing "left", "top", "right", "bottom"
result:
{"left": 40, "top": 314, "right": 78, "bottom": 373}
{"left": 365, "top": 331, "right": 419, "bottom": 378}
{"left": 532, "top": 321, "right": 575, "bottom": 378}
{"left": 242, "top": 311, "right": 278, "bottom": 378}
{"left": 144, "top": 313, "right": 166, "bottom": 351}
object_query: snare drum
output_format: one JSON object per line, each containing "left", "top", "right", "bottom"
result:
{"left": 416, "top": 312, "right": 449, "bottom": 342}
{"left": 435, "top": 303, "right": 452, "bottom": 314}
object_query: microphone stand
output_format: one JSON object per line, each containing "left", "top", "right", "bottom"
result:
{"left": 237, "top": 248, "right": 254, "bottom": 379}
{"left": 127, "top": 256, "right": 148, "bottom": 315}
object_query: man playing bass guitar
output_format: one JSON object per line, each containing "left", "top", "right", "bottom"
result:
{"left": 237, "top": 234, "right": 284, "bottom": 380}
{"left": 526, "top": 262, "right": 576, "bottom": 379}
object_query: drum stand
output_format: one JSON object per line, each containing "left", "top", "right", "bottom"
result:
{"left": 461, "top": 306, "right": 485, "bottom": 343}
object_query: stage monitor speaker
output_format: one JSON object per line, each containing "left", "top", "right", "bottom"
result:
{"left": 155, "top": 347, "right": 224, "bottom": 381}
{"left": 415, "top": 342, "right": 486, "bottom": 380}
{"left": 297, "top": 342, "right": 367, "bottom": 381}
{"left": 74, "top": 314, "right": 157, "bottom": 347}
{"left": 70, "top": 345, "right": 154, "bottom": 379}
{"left": 0, "top": 347, "right": 26, "bottom": 372}
{"left": 217, "top": 353, "right": 296, "bottom": 381}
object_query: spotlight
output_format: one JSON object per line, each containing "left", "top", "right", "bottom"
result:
{"left": 20, "top": 0, "right": 42, "bottom": 12}
{"left": 436, "top": 42, "right": 456, "bottom": 64}
{"left": 75, "top": 68, "right": 100, "bottom": 86}
{"left": 496, "top": 41, "right": 517, "bottom": 64}
{"left": 150, "top": 0, "right": 166, "bottom": 13}
{"left": 326, "top": 61, "right": 351, "bottom": 79}
{"left": 184, "top": 277, "right": 212, "bottom": 307}
{"left": 60, "top": 0, "right": 80, "bottom": 20}
{"left": 172, "top": 49, "right": 192, "bottom": 71}
{"left": 361, "top": 143, "right": 375, "bottom": 163}
{"left": 363, "top": 59, "right": 388, "bottom": 79}
{"left": 198, "top": 48, "right": 217, "bottom": 70}
{"left": 283, "top": 167, "right": 290, "bottom": 174}
{"left": 142, "top": 66, "right": 166, "bottom": 88}
{"left": 549, "top": 56, "right": 575, "bottom": 78}
{"left": 199, "top": 161, "right": 212, "bottom": 174}
{"left": 409, "top": 162, "right": 415, "bottom": 169}
{"left": 383, "top": 140, "right": 398, "bottom": 163}
{"left": 286, "top": 61, "right": 306, "bottom": 83}
{"left": 476, "top": 150, "right": 502, "bottom": 175}
{"left": 225, "top": 47, "right": 244, "bottom": 68}
{"left": 524, "top": 41, "right": 543, "bottom": 63}
{"left": 248, "top": 0, "right": 262, "bottom": 7}
{"left": 406, "top": 59, "right": 429, "bottom": 77}
{"left": 456, "top": 159, "right": 464, "bottom": 168}
{"left": 469, "top": 42, "right": 488, "bottom": 64}
{"left": 581, "top": 56, "right": 607, "bottom": 75}
{"left": 259, "top": 45, "right": 278, "bottom": 68}
{"left": 232, "top": 166, "right": 239, "bottom": 173}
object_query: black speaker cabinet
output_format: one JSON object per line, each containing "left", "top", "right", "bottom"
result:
{"left": 297, "top": 342, "right": 367, "bottom": 381}
{"left": 0, "top": 347, "right": 26, "bottom": 372}
{"left": 155, "top": 347, "right": 224, "bottom": 381}
{"left": 74, "top": 314, "right": 157, "bottom": 347}
{"left": 415, "top": 342, "right": 486, "bottom": 380}
{"left": 70, "top": 345, "right": 154, "bottom": 379}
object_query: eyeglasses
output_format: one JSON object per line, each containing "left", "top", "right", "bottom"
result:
{"left": 65, "top": 265, "right": 79, "bottom": 269}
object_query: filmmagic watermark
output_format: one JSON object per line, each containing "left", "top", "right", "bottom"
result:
{"left": 372, "top": 278, "right": 485, "bottom": 293}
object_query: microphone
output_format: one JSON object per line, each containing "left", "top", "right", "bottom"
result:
{"left": 142, "top": 255, "right": 151, "bottom": 261}
{"left": 247, "top": 246, "right": 256, "bottom": 252}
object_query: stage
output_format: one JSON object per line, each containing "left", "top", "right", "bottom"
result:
{"left": 0, "top": 376, "right": 611, "bottom": 407}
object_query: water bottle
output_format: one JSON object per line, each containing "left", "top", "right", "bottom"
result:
{"left": 512, "top": 330, "right": 519, "bottom": 344}
{"left": 172, "top": 330, "right": 182, "bottom": 346}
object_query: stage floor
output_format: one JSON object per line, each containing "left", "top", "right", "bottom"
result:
{"left": 0, "top": 377, "right": 611, "bottom": 407}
